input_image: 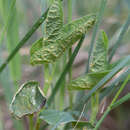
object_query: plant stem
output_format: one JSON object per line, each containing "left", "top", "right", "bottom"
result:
{"left": 29, "top": 114, "right": 34, "bottom": 130}
{"left": 68, "top": 0, "right": 73, "bottom": 108}
{"left": 90, "top": 91, "right": 99, "bottom": 125}
{"left": 35, "top": 119, "right": 41, "bottom": 130}
{"left": 43, "top": 64, "right": 50, "bottom": 95}
{"left": 47, "top": 35, "right": 85, "bottom": 107}
{"left": 94, "top": 74, "right": 130, "bottom": 130}
{"left": 86, "top": 0, "right": 107, "bottom": 73}
{"left": 0, "top": 8, "right": 48, "bottom": 74}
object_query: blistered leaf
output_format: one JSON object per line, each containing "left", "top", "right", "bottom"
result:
{"left": 45, "top": 0, "right": 63, "bottom": 42}
{"left": 68, "top": 71, "right": 109, "bottom": 90}
{"left": 10, "top": 81, "right": 46, "bottom": 119}
{"left": 30, "top": 14, "right": 96, "bottom": 65}
{"left": 90, "top": 31, "right": 108, "bottom": 72}
{"left": 39, "top": 109, "right": 75, "bottom": 129}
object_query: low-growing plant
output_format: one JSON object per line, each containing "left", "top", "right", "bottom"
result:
{"left": 0, "top": 0, "right": 130, "bottom": 130}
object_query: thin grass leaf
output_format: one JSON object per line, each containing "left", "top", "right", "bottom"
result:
{"left": 108, "top": 15, "right": 130, "bottom": 62}
{"left": 47, "top": 35, "right": 85, "bottom": 106}
{"left": 112, "top": 93, "right": 130, "bottom": 109}
{"left": 0, "top": 0, "right": 16, "bottom": 45}
{"left": 0, "top": 8, "right": 48, "bottom": 73}
{"left": 94, "top": 74, "right": 130, "bottom": 130}
{"left": 86, "top": 0, "right": 107, "bottom": 73}
{"left": 75, "top": 55, "right": 130, "bottom": 109}
{"left": 100, "top": 68, "right": 130, "bottom": 100}
{"left": 0, "top": 0, "right": 21, "bottom": 84}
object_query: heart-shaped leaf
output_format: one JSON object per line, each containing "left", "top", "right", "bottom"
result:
{"left": 30, "top": 14, "right": 96, "bottom": 65}
{"left": 10, "top": 81, "right": 46, "bottom": 119}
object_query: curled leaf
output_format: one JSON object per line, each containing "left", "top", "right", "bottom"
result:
{"left": 30, "top": 14, "right": 96, "bottom": 65}
{"left": 10, "top": 81, "right": 46, "bottom": 119}
{"left": 68, "top": 71, "right": 109, "bottom": 90}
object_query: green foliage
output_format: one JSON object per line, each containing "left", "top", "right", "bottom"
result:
{"left": 67, "top": 121, "right": 94, "bottom": 130}
{"left": 30, "top": 0, "right": 96, "bottom": 65}
{"left": 0, "top": 0, "right": 21, "bottom": 84}
{"left": 90, "top": 31, "right": 108, "bottom": 72}
{"left": 0, "top": 0, "right": 129, "bottom": 129}
{"left": 68, "top": 31, "right": 109, "bottom": 90}
{"left": 39, "top": 109, "right": 75, "bottom": 129}
{"left": 10, "top": 81, "right": 46, "bottom": 119}
{"left": 68, "top": 71, "right": 109, "bottom": 90}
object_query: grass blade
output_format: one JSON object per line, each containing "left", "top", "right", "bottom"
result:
{"left": 0, "top": 0, "right": 16, "bottom": 45}
{"left": 75, "top": 55, "right": 130, "bottom": 109}
{"left": 47, "top": 35, "right": 85, "bottom": 107}
{"left": 0, "top": 8, "right": 48, "bottom": 73}
{"left": 86, "top": 0, "right": 107, "bottom": 73}
{"left": 94, "top": 74, "right": 130, "bottom": 130}
{"left": 108, "top": 14, "right": 130, "bottom": 62}
{"left": 112, "top": 93, "right": 130, "bottom": 109}
{"left": 100, "top": 68, "right": 130, "bottom": 100}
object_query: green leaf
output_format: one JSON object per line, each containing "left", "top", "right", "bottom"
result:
{"left": 68, "top": 71, "right": 109, "bottom": 90}
{"left": 39, "top": 109, "right": 75, "bottom": 129}
{"left": 30, "top": 14, "right": 96, "bottom": 65}
{"left": 10, "top": 81, "right": 46, "bottom": 119}
{"left": 45, "top": 0, "right": 63, "bottom": 41}
{"left": 90, "top": 31, "right": 108, "bottom": 72}
{"left": 74, "top": 55, "right": 130, "bottom": 110}
{"left": 67, "top": 121, "right": 94, "bottom": 130}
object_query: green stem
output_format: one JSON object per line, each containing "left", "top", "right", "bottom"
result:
{"left": 0, "top": 8, "right": 49, "bottom": 73}
{"left": 90, "top": 91, "right": 99, "bottom": 125}
{"left": 43, "top": 63, "right": 50, "bottom": 95}
{"left": 94, "top": 74, "right": 130, "bottom": 130}
{"left": 68, "top": 0, "right": 73, "bottom": 108}
{"left": 29, "top": 114, "right": 34, "bottom": 130}
{"left": 47, "top": 35, "right": 85, "bottom": 107}
{"left": 35, "top": 119, "right": 41, "bottom": 130}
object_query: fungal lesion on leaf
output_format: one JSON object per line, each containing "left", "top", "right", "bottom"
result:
{"left": 30, "top": 0, "right": 96, "bottom": 65}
